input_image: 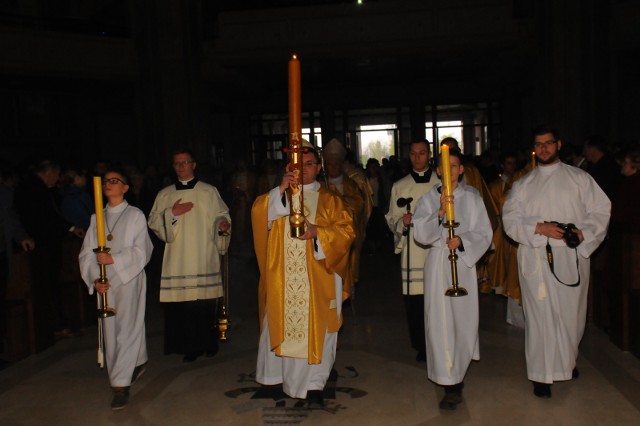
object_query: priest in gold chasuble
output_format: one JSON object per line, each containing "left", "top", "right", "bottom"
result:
{"left": 252, "top": 147, "right": 355, "bottom": 402}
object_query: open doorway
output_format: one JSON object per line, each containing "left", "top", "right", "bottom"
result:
{"left": 357, "top": 124, "right": 397, "bottom": 164}
{"left": 426, "top": 120, "right": 464, "bottom": 154}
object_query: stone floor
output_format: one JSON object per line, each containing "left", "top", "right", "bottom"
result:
{"left": 1, "top": 244, "right": 640, "bottom": 425}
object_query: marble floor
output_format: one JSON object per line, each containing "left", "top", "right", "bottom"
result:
{"left": 1, "top": 244, "right": 640, "bottom": 425}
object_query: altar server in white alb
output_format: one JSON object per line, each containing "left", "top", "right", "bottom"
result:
{"left": 502, "top": 125, "right": 611, "bottom": 399}
{"left": 79, "top": 169, "right": 153, "bottom": 410}
{"left": 412, "top": 148, "right": 492, "bottom": 410}
{"left": 385, "top": 139, "right": 438, "bottom": 363}
{"left": 148, "top": 149, "right": 231, "bottom": 363}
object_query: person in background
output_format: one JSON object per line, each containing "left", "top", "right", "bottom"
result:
{"left": 365, "top": 158, "right": 391, "bottom": 254}
{"left": 487, "top": 152, "right": 525, "bottom": 327}
{"left": 322, "top": 138, "right": 370, "bottom": 296}
{"left": 611, "top": 146, "right": 640, "bottom": 227}
{"left": 228, "top": 158, "right": 257, "bottom": 254}
{"left": 14, "top": 160, "right": 85, "bottom": 345}
{"left": 60, "top": 168, "right": 93, "bottom": 230}
{"left": 148, "top": 149, "right": 231, "bottom": 363}
{"left": 583, "top": 136, "right": 622, "bottom": 199}
{"left": 0, "top": 165, "right": 35, "bottom": 369}
{"left": 385, "top": 139, "right": 438, "bottom": 362}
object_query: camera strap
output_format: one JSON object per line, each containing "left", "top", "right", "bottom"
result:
{"left": 545, "top": 238, "right": 580, "bottom": 287}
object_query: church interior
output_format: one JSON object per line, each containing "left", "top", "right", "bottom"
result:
{"left": 1, "top": 0, "right": 640, "bottom": 424}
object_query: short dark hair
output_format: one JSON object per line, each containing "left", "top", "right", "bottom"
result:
{"left": 173, "top": 148, "right": 195, "bottom": 162}
{"left": 532, "top": 125, "right": 560, "bottom": 141}
{"left": 584, "top": 136, "right": 607, "bottom": 153}
{"left": 411, "top": 139, "right": 431, "bottom": 152}
{"left": 104, "top": 166, "right": 130, "bottom": 185}
{"left": 345, "top": 148, "right": 358, "bottom": 165}
{"left": 500, "top": 151, "right": 518, "bottom": 164}
{"left": 441, "top": 148, "right": 464, "bottom": 166}
{"left": 34, "top": 159, "right": 60, "bottom": 174}
{"left": 626, "top": 146, "right": 640, "bottom": 169}
{"left": 440, "top": 137, "right": 460, "bottom": 149}
{"left": 366, "top": 157, "right": 380, "bottom": 167}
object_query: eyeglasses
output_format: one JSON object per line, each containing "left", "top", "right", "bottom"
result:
{"left": 102, "top": 177, "right": 127, "bottom": 185}
{"left": 534, "top": 140, "right": 557, "bottom": 149}
{"left": 173, "top": 160, "right": 194, "bottom": 167}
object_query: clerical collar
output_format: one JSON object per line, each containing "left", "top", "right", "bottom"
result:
{"left": 175, "top": 178, "right": 199, "bottom": 190}
{"left": 328, "top": 175, "right": 343, "bottom": 185}
{"left": 411, "top": 169, "right": 433, "bottom": 183}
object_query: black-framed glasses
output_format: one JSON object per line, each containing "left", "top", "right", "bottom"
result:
{"left": 103, "top": 177, "right": 127, "bottom": 185}
{"left": 534, "top": 140, "right": 557, "bottom": 149}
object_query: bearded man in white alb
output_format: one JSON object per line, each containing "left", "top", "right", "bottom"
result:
{"left": 502, "top": 125, "right": 611, "bottom": 399}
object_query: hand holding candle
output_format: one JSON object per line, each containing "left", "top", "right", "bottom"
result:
{"left": 93, "top": 176, "right": 106, "bottom": 247}
{"left": 441, "top": 145, "right": 456, "bottom": 222}
{"left": 93, "top": 176, "right": 116, "bottom": 317}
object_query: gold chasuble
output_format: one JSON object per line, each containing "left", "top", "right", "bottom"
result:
{"left": 252, "top": 187, "right": 354, "bottom": 364}
{"left": 321, "top": 175, "right": 368, "bottom": 289}
{"left": 463, "top": 164, "right": 499, "bottom": 231}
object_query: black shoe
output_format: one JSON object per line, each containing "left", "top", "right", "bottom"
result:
{"left": 416, "top": 350, "right": 426, "bottom": 363}
{"left": 439, "top": 392, "right": 463, "bottom": 410}
{"left": 205, "top": 349, "right": 218, "bottom": 358}
{"left": 111, "top": 387, "right": 130, "bottom": 410}
{"left": 533, "top": 382, "right": 551, "bottom": 398}
{"left": 131, "top": 363, "right": 146, "bottom": 386}
{"left": 183, "top": 352, "right": 201, "bottom": 363}
{"left": 306, "top": 390, "right": 325, "bottom": 409}
{"left": 572, "top": 367, "right": 579, "bottom": 379}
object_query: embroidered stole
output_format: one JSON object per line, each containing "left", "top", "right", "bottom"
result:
{"left": 280, "top": 189, "right": 319, "bottom": 358}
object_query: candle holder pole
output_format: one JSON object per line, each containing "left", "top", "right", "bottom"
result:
{"left": 94, "top": 246, "right": 116, "bottom": 318}
{"left": 443, "top": 220, "right": 467, "bottom": 297}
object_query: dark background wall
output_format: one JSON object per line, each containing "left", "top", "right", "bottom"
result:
{"left": 0, "top": 0, "right": 638, "bottom": 170}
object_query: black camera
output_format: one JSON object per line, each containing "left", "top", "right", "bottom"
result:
{"left": 550, "top": 222, "right": 581, "bottom": 248}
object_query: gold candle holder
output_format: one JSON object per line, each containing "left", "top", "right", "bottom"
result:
{"left": 217, "top": 230, "right": 231, "bottom": 341}
{"left": 94, "top": 246, "right": 116, "bottom": 318}
{"left": 443, "top": 221, "right": 467, "bottom": 297}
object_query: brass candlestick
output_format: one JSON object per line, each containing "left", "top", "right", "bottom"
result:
{"left": 217, "top": 231, "right": 231, "bottom": 341}
{"left": 444, "top": 221, "right": 467, "bottom": 297}
{"left": 94, "top": 246, "right": 116, "bottom": 318}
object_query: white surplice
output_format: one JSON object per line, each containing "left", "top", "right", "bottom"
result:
{"left": 502, "top": 162, "right": 610, "bottom": 383}
{"left": 148, "top": 180, "right": 230, "bottom": 302}
{"left": 79, "top": 202, "right": 153, "bottom": 387}
{"left": 385, "top": 171, "right": 438, "bottom": 295}
{"left": 412, "top": 182, "right": 492, "bottom": 385}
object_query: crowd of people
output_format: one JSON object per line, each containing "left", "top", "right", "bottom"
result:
{"left": 0, "top": 126, "right": 638, "bottom": 412}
